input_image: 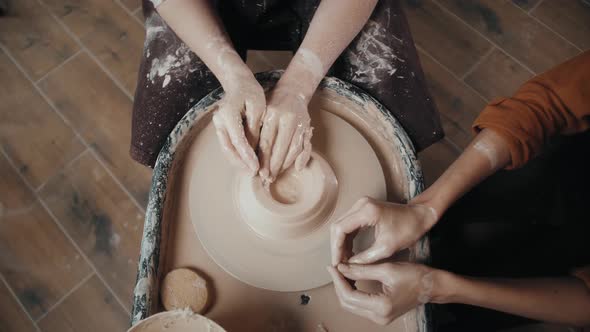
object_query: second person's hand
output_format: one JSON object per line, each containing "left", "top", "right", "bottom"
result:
{"left": 330, "top": 197, "right": 438, "bottom": 266}
{"left": 327, "top": 262, "right": 441, "bottom": 325}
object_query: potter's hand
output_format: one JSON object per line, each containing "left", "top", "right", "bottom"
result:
{"left": 255, "top": 0, "right": 380, "bottom": 183}
{"left": 330, "top": 197, "right": 438, "bottom": 266}
{"left": 327, "top": 263, "right": 436, "bottom": 325}
{"left": 157, "top": 0, "right": 265, "bottom": 173}
{"left": 212, "top": 72, "right": 265, "bottom": 174}
{"left": 258, "top": 88, "right": 313, "bottom": 183}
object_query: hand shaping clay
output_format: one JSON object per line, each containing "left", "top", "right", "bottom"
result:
{"left": 160, "top": 268, "right": 209, "bottom": 313}
{"left": 187, "top": 100, "right": 387, "bottom": 292}
{"left": 160, "top": 84, "right": 423, "bottom": 331}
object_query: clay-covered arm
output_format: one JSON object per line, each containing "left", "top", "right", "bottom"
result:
{"left": 156, "top": 0, "right": 247, "bottom": 88}
{"left": 473, "top": 50, "right": 590, "bottom": 169}
{"left": 278, "top": 0, "right": 379, "bottom": 101}
{"left": 156, "top": 0, "right": 265, "bottom": 173}
{"left": 330, "top": 129, "right": 510, "bottom": 265}
{"left": 332, "top": 53, "right": 590, "bottom": 266}
{"left": 258, "top": 0, "right": 379, "bottom": 183}
{"left": 416, "top": 52, "right": 590, "bottom": 219}
{"left": 434, "top": 271, "right": 590, "bottom": 327}
{"left": 411, "top": 128, "right": 511, "bottom": 222}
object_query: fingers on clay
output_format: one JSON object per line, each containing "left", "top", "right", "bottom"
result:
{"left": 348, "top": 243, "right": 392, "bottom": 265}
{"left": 213, "top": 114, "right": 247, "bottom": 170}
{"left": 281, "top": 126, "right": 305, "bottom": 173}
{"left": 336, "top": 197, "right": 370, "bottom": 223}
{"left": 330, "top": 223, "right": 362, "bottom": 266}
{"left": 337, "top": 263, "right": 388, "bottom": 283}
{"left": 295, "top": 127, "right": 313, "bottom": 171}
{"left": 327, "top": 266, "right": 388, "bottom": 320}
{"left": 224, "top": 111, "right": 259, "bottom": 173}
{"left": 244, "top": 98, "right": 265, "bottom": 148}
{"left": 330, "top": 205, "right": 368, "bottom": 266}
{"left": 269, "top": 115, "right": 297, "bottom": 179}
{"left": 258, "top": 117, "right": 278, "bottom": 182}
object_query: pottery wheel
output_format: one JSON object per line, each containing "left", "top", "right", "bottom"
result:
{"left": 187, "top": 107, "right": 387, "bottom": 292}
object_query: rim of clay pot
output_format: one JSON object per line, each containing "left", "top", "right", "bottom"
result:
{"left": 127, "top": 309, "right": 226, "bottom": 332}
{"left": 130, "top": 70, "right": 429, "bottom": 326}
{"left": 234, "top": 151, "right": 339, "bottom": 240}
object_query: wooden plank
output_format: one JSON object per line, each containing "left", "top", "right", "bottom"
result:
{"left": 532, "top": 0, "right": 590, "bottom": 51}
{"left": 0, "top": 281, "right": 36, "bottom": 332}
{"left": 437, "top": 0, "right": 580, "bottom": 73}
{"left": 0, "top": 154, "right": 91, "bottom": 319}
{"left": 41, "top": 0, "right": 144, "bottom": 93}
{"left": 120, "top": 0, "right": 142, "bottom": 12}
{"left": 135, "top": 8, "right": 144, "bottom": 25}
{"left": 0, "top": 0, "right": 79, "bottom": 80}
{"left": 418, "top": 140, "right": 459, "bottom": 186}
{"left": 38, "top": 52, "right": 152, "bottom": 206}
{"left": 465, "top": 48, "right": 533, "bottom": 101}
{"left": 511, "top": 0, "right": 541, "bottom": 11}
{"left": 403, "top": 0, "right": 492, "bottom": 76}
{"left": 0, "top": 51, "right": 85, "bottom": 189}
{"left": 39, "top": 153, "right": 145, "bottom": 308}
{"left": 38, "top": 275, "right": 128, "bottom": 332}
{"left": 418, "top": 50, "right": 485, "bottom": 149}
{"left": 440, "top": 116, "right": 472, "bottom": 150}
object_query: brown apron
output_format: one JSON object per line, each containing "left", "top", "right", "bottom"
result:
{"left": 131, "top": 0, "right": 443, "bottom": 167}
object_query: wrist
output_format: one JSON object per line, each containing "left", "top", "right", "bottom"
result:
{"left": 430, "top": 269, "right": 460, "bottom": 304}
{"left": 278, "top": 48, "right": 326, "bottom": 102}
{"left": 274, "top": 72, "right": 319, "bottom": 104}
{"left": 410, "top": 190, "right": 449, "bottom": 229}
{"left": 219, "top": 65, "right": 256, "bottom": 93}
{"left": 408, "top": 200, "right": 440, "bottom": 231}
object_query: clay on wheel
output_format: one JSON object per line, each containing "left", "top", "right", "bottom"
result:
{"left": 186, "top": 96, "right": 388, "bottom": 292}
{"left": 160, "top": 268, "right": 209, "bottom": 313}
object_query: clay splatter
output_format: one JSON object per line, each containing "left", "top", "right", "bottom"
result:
{"left": 343, "top": 20, "right": 404, "bottom": 87}
{"left": 144, "top": 13, "right": 205, "bottom": 88}
{"left": 149, "top": 0, "right": 163, "bottom": 7}
{"left": 148, "top": 45, "right": 194, "bottom": 86}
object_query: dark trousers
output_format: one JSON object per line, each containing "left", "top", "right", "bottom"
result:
{"left": 430, "top": 131, "right": 590, "bottom": 331}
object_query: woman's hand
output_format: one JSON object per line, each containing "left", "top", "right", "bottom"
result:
{"left": 327, "top": 262, "right": 438, "bottom": 325}
{"left": 330, "top": 197, "right": 438, "bottom": 266}
{"left": 212, "top": 71, "right": 265, "bottom": 174}
{"left": 157, "top": 0, "right": 267, "bottom": 174}
{"left": 258, "top": 87, "right": 313, "bottom": 184}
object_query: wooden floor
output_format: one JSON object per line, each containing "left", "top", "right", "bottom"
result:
{"left": 0, "top": 0, "right": 588, "bottom": 331}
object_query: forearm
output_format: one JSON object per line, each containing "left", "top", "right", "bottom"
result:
{"left": 433, "top": 271, "right": 590, "bottom": 327}
{"left": 156, "top": 0, "right": 251, "bottom": 89}
{"left": 277, "top": 0, "right": 378, "bottom": 100}
{"left": 411, "top": 129, "right": 511, "bottom": 226}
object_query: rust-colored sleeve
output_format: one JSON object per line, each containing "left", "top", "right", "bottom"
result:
{"left": 472, "top": 51, "right": 590, "bottom": 169}
{"left": 572, "top": 266, "right": 590, "bottom": 291}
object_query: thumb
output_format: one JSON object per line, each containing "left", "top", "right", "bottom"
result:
{"left": 348, "top": 242, "right": 393, "bottom": 265}
{"left": 337, "top": 263, "right": 390, "bottom": 285}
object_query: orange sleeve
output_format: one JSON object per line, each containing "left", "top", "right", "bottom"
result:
{"left": 472, "top": 51, "right": 590, "bottom": 169}
{"left": 572, "top": 266, "right": 590, "bottom": 291}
